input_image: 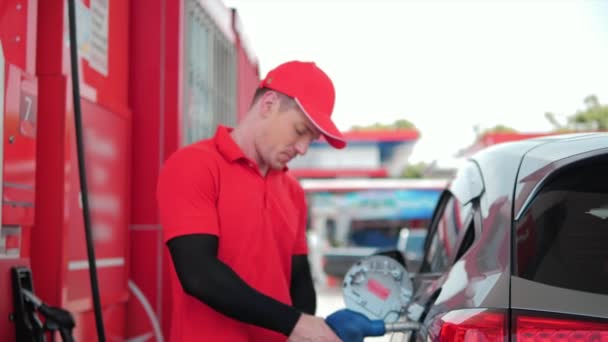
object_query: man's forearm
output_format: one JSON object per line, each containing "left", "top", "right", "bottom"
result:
{"left": 290, "top": 254, "right": 317, "bottom": 314}
{"left": 168, "top": 235, "right": 301, "bottom": 336}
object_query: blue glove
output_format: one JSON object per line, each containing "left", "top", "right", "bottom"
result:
{"left": 325, "top": 309, "right": 386, "bottom": 342}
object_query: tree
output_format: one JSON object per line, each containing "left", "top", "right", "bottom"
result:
{"left": 401, "top": 162, "right": 427, "bottom": 178}
{"left": 351, "top": 118, "right": 416, "bottom": 131}
{"left": 546, "top": 95, "right": 608, "bottom": 131}
{"left": 480, "top": 124, "right": 517, "bottom": 136}
{"left": 544, "top": 112, "right": 565, "bottom": 131}
{"left": 569, "top": 95, "right": 608, "bottom": 130}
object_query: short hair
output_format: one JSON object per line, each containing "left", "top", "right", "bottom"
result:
{"left": 251, "top": 87, "right": 297, "bottom": 111}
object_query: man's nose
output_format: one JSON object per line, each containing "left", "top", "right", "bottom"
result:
{"left": 295, "top": 139, "right": 310, "bottom": 155}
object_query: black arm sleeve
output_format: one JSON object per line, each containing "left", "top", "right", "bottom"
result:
{"left": 166, "top": 234, "right": 302, "bottom": 336}
{"left": 290, "top": 254, "right": 316, "bottom": 315}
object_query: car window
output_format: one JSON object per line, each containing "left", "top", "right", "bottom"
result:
{"left": 515, "top": 157, "right": 608, "bottom": 295}
{"left": 423, "top": 194, "right": 473, "bottom": 273}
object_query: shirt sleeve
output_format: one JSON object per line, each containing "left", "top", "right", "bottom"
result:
{"left": 167, "top": 234, "right": 302, "bottom": 336}
{"left": 157, "top": 146, "right": 220, "bottom": 242}
{"left": 292, "top": 181, "right": 309, "bottom": 255}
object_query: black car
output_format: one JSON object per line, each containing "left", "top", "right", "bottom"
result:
{"left": 339, "top": 133, "right": 608, "bottom": 341}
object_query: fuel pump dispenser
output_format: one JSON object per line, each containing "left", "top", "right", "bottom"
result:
{"left": 4, "top": 0, "right": 105, "bottom": 340}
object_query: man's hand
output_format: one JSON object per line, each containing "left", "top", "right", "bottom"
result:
{"left": 288, "top": 314, "right": 342, "bottom": 342}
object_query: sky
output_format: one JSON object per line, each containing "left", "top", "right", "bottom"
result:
{"left": 224, "top": 0, "right": 608, "bottom": 163}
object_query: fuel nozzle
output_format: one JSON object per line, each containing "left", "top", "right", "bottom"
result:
{"left": 326, "top": 309, "right": 420, "bottom": 342}
{"left": 384, "top": 321, "right": 421, "bottom": 333}
{"left": 22, "top": 289, "right": 76, "bottom": 342}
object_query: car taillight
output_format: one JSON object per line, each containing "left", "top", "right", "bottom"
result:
{"left": 514, "top": 311, "right": 608, "bottom": 341}
{"left": 430, "top": 309, "right": 507, "bottom": 342}
{"left": 430, "top": 309, "right": 608, "bottom": 341}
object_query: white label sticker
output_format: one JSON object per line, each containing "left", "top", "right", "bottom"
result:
{"left": 75, "top": 0, "right": 91, "bottom": 60}
{"left": 89, "top": 0, "right": 109, "bottom": 76}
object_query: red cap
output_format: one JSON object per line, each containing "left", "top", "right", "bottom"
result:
{"left": 259, "top": 61, "right": 346, "bottom": 149}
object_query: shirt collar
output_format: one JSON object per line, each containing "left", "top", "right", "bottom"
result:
{"left": 213, "top": 125, "right": 289, "bottom": 172}
{"left": 214, "top": 125, "right": 246, "bottom": 162}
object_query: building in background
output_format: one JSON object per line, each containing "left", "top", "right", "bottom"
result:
{"left": 289, "top": 129, "right": 420, "bottom": 178}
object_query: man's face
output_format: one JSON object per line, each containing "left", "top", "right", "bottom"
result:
{"left": 255, "top": 94, "right": 321, "bottom": 170}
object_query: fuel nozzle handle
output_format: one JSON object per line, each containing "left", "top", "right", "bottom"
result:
{"left": 326, "top": 309, "right": 419, "bottom": 342}
{"left": 21, "top": 289, "right": 43, "bottom": 309}
{"left": 22, "top": 289, "right": 76, "bottom": 342}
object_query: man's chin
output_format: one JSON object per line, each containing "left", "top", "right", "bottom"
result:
{"left": 272, "top": 161, "right": 288, "bottom": 170}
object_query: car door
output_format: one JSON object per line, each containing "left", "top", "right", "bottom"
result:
{"left": 401, "top": 161, "right": 484, "bottom": 341}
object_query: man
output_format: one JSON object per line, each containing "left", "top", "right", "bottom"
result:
{"left": 157, "top": 61, "right": 346, "bottom": 341}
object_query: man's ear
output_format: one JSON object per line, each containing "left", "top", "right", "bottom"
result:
{"left": 259, "top": 91, "right": 280, "bottom": 117}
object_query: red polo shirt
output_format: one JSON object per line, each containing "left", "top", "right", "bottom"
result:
{"left": 157, "top": 126, "right": 309, "bottom": 342}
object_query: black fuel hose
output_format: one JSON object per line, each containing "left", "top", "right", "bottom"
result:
{"left": 66, "top": 0, "right": 106, "bottom": 340}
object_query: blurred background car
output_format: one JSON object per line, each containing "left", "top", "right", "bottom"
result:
{"left": 302, "top": 178, "right": 446, "bottom": 286}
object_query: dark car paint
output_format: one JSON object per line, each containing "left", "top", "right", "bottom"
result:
{"left": 401, "top": 133, "right": 608, "bottom": 341}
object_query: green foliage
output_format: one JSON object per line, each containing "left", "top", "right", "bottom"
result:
{"left": 480, "top": 124, "right": 518, "bottom": 135}
{"left": 545, "top": 95, "right": 608, "bottom": 131}
{"left": 401, "top": 162, "right": 427, "bottom": 178}
{"left": 351, "top": 119, "right": 416, "bottom": 130}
